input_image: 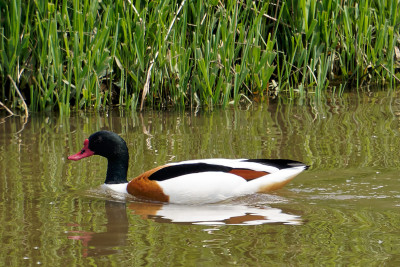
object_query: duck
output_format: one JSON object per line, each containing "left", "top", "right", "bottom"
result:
{"left": 68, "top": 131, "right": 308, "bottom": 204}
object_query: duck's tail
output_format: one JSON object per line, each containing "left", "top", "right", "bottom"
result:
{"left": 234, "top": 165, "right": 307, "bottom": 196}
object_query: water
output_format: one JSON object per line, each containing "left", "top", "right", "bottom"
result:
{"left": 1, "top": 91, "right": 400, "bottom": 266}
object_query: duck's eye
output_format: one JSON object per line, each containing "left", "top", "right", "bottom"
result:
{"left": 81, "top": 149, "right": 85, "bottom": 154}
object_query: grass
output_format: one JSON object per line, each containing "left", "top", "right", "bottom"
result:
{"left": 0, "top": 0, "right": 399, "bottom": 113}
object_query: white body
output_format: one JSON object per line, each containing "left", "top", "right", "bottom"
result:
{"left": 159, "top": 166, "right": 305, "bottom": 204}
{"left": 102, "top": 160, "right": 306, "bottom": 204}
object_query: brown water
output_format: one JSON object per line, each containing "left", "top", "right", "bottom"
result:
{"left": 1, "top": 91, "right": 400, "bottom": 266}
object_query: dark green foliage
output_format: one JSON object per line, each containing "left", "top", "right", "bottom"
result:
{"left": 0, "top": 0, "right": 399, "bottom": 112}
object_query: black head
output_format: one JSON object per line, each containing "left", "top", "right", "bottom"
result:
{"left": 87, "top": 131, "right": 129, "bottom": 160}
{"left": 68, "top": 131, "right": 129, "bottom": 184}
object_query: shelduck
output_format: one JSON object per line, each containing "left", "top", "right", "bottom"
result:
{"left": 68, "top": 131, "right": 308, "bottom": 204}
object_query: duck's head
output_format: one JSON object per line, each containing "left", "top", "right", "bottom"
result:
{"left": 68, "top": 131, "right": 129, "bottom": 184}
{"left": 68, "top": 131, "right": 128, "bottom": 161}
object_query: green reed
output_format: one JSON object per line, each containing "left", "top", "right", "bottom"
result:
{"left": 0, "top": 0, "right": 399, "bottom": 112}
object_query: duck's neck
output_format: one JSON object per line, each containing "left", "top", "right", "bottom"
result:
{"left": 105, "top": 157, "right": 129, "bottom": 184}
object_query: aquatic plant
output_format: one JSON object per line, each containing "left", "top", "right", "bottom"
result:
{"left": 0, "top": 0, "right": 399, "bottom": 113}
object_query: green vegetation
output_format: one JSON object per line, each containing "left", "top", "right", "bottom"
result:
{"left": 1, "top": 0, "right": 399, "bottom": 113}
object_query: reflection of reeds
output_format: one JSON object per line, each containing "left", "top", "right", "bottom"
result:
{"left": 1, "top": 1, "right": 399, "bottom": 112}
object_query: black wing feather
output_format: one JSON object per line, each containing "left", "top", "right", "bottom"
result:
{"left": 148, "top": 163, "right": 233, "bottom": 181}
{"left": 244, "top": 159, "right": 309, "bottom": 170}
{"left": 148, "top": 159, "right": 308, "bottom": 181}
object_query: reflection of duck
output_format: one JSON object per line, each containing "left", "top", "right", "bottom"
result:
{"left": 67, "top": 198, "right": 301, "bottom": 257}
{"left": 128, "top": 201, "right": 302, "bottom": 225}
{"left": 69, "top": 131, "right": 308, "bottom": 204}
{"left": 67, "top": 201, "right": 129, "bottom": 257}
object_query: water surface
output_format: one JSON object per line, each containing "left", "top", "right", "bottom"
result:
{"left": 1, "top": 91, "right": 400, "bottom": 265}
